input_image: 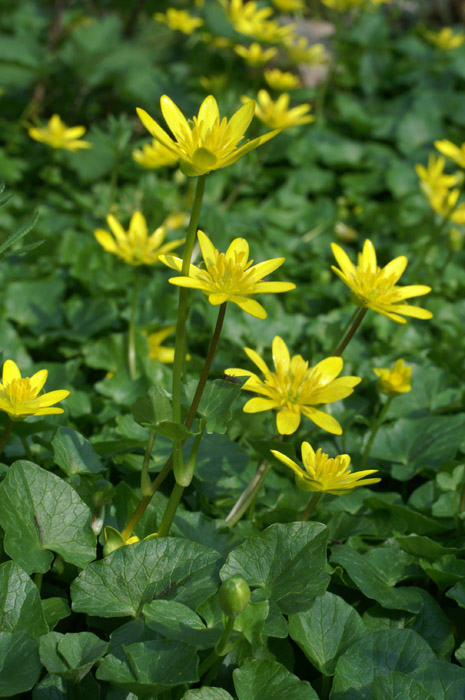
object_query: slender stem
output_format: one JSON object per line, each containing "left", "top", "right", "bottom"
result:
{"left": 333, "top": 307, "right": 367, "bottom": 357}
{"left": 300, "top": 493, "right": 322, "bottom": 521}
{"left": 360, "top": 396, "right": 393, "bottom": 470}
{"left": 140, "top": 431, "right": 156, "bottom": 496}
{"left": 225, "top": 460, "right": 273, "bottom": 528}
{"left": 34, "top": 572, "right": 43, "bottom": 592}
{"left": 157, "top": 482, "right": 184, "bottom": 538}
{"left": 20, "top": 435, "right": 33, "bottom": 461}
{"left": 331, "top": 307, "right": 359, "bottom": 355}
{"left": 128, "top": 274, "right": 140, "bottom": 380}
{"left": 0, "top": 420, "right": 13, "bottom": 454}
{"left": 121, "top": 495, "right": 152, "bottom": 542}
{"left": 199, "top": 616, "right": 235, "bottom": 678}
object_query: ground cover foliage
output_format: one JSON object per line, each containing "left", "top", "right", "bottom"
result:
{"left": 1, "top": 0, "right": 465, "bottom": 697}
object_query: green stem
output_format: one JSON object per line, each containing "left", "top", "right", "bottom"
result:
{"left": 128, "top": 274, "right": 140, "bottom": 380}
{"left": 199, "top": 616, "right": 235, "bottom": 679}
{"left": 34, "top": 572, "right": 43, "bottom": 592}
{"left": 121, "top": 494, "right": 152, "bottom": 542}
{"left": 360, "top": 396, "right": 393, "bottom": 470}
{"left": 300, "top": 493, "right": 322, "bottom": 521}
{"left": 20, "top": 435, "right": 33, "bottom": 461}
{"left": 0, "top": 420, "right": 13, "bottom": 454}
{"left": 333, "top": 307, "right": 367, "bottom": 357}
{"left": 331, "top": 307, "right": 359, "bottom": 355}
{"left": 140, "top": 431, "right": 156, "bottom": 496}
{"left": 225, "top": 459, "right": 273, "bottom": 528}
{"left": 157, "top": 482, "right": 184, "bottom": 538}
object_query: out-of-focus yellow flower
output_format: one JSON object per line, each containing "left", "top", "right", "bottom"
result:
{"left": 154, "top": 8, "right": 203, "bottom": 34}
{"left": 198, "top": 74, "right": 228, "bottom": 92}
{"left": 331, "top": 239, "right": 433, "bottom": 324}
{"left": 264, "top": 68, "right": 302, "bottom": 90}
{"left": 132, "top": 139, "right": 179, "bottom": 169}
{"left": 220, "top": 0, "right": 273, "bottom": 34}
{"left": 235, "top": 42, "right": 278, "bottom": 65}
{"left": 0, "top": 360, "right": 69, "bottom": 421}
{"left": 415, "top": 155, "right": 460, "bottom": 197}
{"left": 254, "top": 19, "right": 296, "bottom": 43}
{"left": 137, "top": 95, "right": 279, "bottom": 177}
{"left": 148, "top": 326, "right": 176, "bottom": 363}
{"left": 226, "top": 336, "right": 361, "bottom": 435}
{"left": 271, "top": 442, "right": 380, "bottom": 494}
{"left": 200, "top": 33, "right": 232, "bottom": 48}
{"left": 286, "top": 37, "right": 327, "bottom": 65}
{"left": 28, "top": 114, "right": 91, "bottom": 152}
{"left": 160, "top": 231, "right": 295, "bottom": 319}
{"left": 373, "top": 359, "right": 412, "bottom": 396}
{"left": 321, "top": 0, "right": 390, "bottom": 9}
{"left": 242, "top": 91, "right": 314, "bottom": 129}
{"left": 272, "top": 0, "right": 304, "bottom": 11}
{"left": 423, "top": 27, "right": 465, "bottom": 51}
{"left": 164, "top": 212, "right": 189, "bottom": 230}
{"left": 95, "top": 211, "right": 184, "bottom": 266}
{"left": 424, "top": 186, "right": 465, "bottom": 224}
{"left": 435, "top": 139, "right": 465, "bottom": 169}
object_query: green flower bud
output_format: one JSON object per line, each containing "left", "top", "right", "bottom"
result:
{"left": 219, "top": 575, "right": 251, "bottom": 618}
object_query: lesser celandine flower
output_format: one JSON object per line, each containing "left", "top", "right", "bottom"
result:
{"left": 264, "top": 68, "right": 302, "bottom": 91}
{"left": 426, "top": 186, "right": 465, "bottom": 224}
{"left": 423, "top": 27, "right": 465, "bottom": 51}
{"left": 147, "top": 326, "right": 191, "bottom": 364}
{"left": 234, "top": 43, "right": 278, "bottom": 66}
{"left": 95, "top": 211, "right": 184, "bottom": 266}
{"left": 0, "top": 360, "right": 69, "bottom": 421}
{"left": 160, "top": 231, "right": 295, "bottom": 319}
{"left": 415, "top": 155, "right": 460, "bottom": 197}
{"left": 153, "top": 8, "right": 203, "bottom": 34}
{"left": 273, "top": 0, "right": 304, "bottom": 10}
{"left": 286, "top": 37, "right": 327, "bottom": 65}
{"left": 373, "top": 359, "right": 412, "bottom": 396}
{"left": 435, "top": 139, "right": 465, "bottom": 169}
{"left": 28, "top": 114, "right": 91, "bottom": 151}
{"left": 137, "top": 95, "right": 280, "bottom": 177}
{"left": 331, "top": 239, "right": 433, "bottom": 324}
{"left": 271, "top": 442, "right": 381, "bottom": 494}
{"left": 220, "top": 0, "right": 273, "bottom": 34}
{"left": 226, "top": 336, "right": 361, "bottom": 435}
{"left": 243, "top": 91, "right": 314, "bottom": 129}
{"left": 132, "top": 139, "right": 179, "bottom": 169}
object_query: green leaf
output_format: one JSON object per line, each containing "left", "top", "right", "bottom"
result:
{"left": 0, "top": 210, "right": 39, "bottom": 258}
{"left": 71, "top": 539, "right": 222, "bottom": 617}
{"left": 39, "top": 632, "right": 107, "bottom": 683}
{"left": 182, "top": 690, "right": 234, "bottom": 700}
{"left": 394, "top": 534, "right": 465, "bottom": 561}
{"left": 446, "top": 579, "right": 465, "bottom": 609}
{"left": 52, "top": 427, "right": 104, "bottom": 476}
{"left": 0, "top": 561, "right": 48, "bottom": 636}
{"left": 288, "top": 592, "right": 366, "bottom": 675}
{"left": 420, "top": 555, "right": 465, "bottom": 590}
{"left": 96, "top": 639, "right": 199, "bottom": 698}
{"left": 132, "top": 387, "right": 193, "bottom": 440}
{"left": 0, "top": 461, "right": 96, "bottom": 574}
{"left": 234, "top": 600, "right": 269, "bottom": 647}
{"left": 41, "top": 597, "right": 71, "bottom": 630}
{"left": 143, "top": 600, "right": 221, "bottom": 649}
{"left": 365, "top": 497, "right": 449, "bottom": 535}
{"left": 192, "top": 377, "right": 245, "bottom": 434}
{"left": 412, "top": 660, "right": 465, "bottom": 699}
{"left": 233, "top": 659, "right": 319, "bottom": 700}
{"left": 370, "top": 671, "right": 435, "bottom": 700}
{"left": 221, "top": 523, "right": 330, "bottom": 614}
{"left": 331, "top": 629, "right": 436, "bottom": 698}
{"left": 32, "top": 670, "right": 102, "bottom": 698}
{"left": 0, "top": 632, "right": 42, "bottom": 695}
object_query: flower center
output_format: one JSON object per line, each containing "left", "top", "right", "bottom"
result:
{"left": 5, "top": 378, "right": 36, "bottom": 406}
{"left": 207, "top": 251, "right": 256, "bottom": 294}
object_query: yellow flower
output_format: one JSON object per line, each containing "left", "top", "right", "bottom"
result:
{"left": 164, "top": 212, "right": 189, "bottom": 230}
{"left": 422, "top": 186, "right": 465, "bottom": 224}
{"left": 373, "top": 359, "right": 412, "bottom": 396}
{"left": 148, "top": 326, "right": 176, "bottom": 364}
{"left": 234, "top": 43, "right": 278, "bottom": 66}
{"left": 0, "top": 360, "right": 69, "bottom": 421}
{"left": 435, "top": 139, "right": 465, "bottom": 169}
{"left": 321, "top": 0, "right": 363, "bottom": 10}
{"left": 331, "top": 239, "right": 433, "bottom": 324}
{"left": 198, "top": 74, "right": 228, "bottom": 92}
{"left": 272, "top": 0, "right": 304, "bottom": 10}
{"left": 226, "top": 336, "right": 361, "bottom": 435}
{"left": 153, "top": 8, "right": 203, "bottom": 34}
{"left": 95, "top": 211, "right": 184, "bottom": 266}
{"left": 264, "top": 68, "right": 302, "bottom": 90}
{"left": 286, "top": 37, "right": 327, "bottom": 65}
{"left": 28, "top": 114, "right": 91, "bottom": 152}
{"left": 160, "top": 231, "right": 295, "bottom": 318}
{"left": 243, "top": 90, "right": 314, "bottom": 129}
{"left": 253, "top": 19, "right": 296, "bottom": 44}
{"left": 271, "top": 442, "right": 381, "bottom": 494}
{"left": 415, "top": 154, "right": 460, "bottom": 198}
{"left": 132, "top": 139, "right": 179, "bottom": 169}
{"left": 137, "top": 95, "right": 280, "bottom": 177}
{"left": 423, "top": 27, "right": 465, "bottom": 51}
{"left": 221, "top": 0, "right": 273, "bottom": 34}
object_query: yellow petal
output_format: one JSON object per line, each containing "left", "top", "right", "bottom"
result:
{"left": 160, "top": 95, "right": 192, "bottom": 143}
{"left": 250, "top": 257, "right": 285, "bottom": 280}
{"left": 301, "top": 406, "right": 342, "bottom": 434}
{"left": 331, "top": 243, "right": 355, "bottom": 278}
{"left": 136, "top": 108, "right": 179, "bottom": 155}
{"left": 270, "top": 449, "right": 306, "bottom": 478}
{"left": 169, "top": 276, "right": 209, "bottom": 290}
{"left": 276, "top": 406, "right": 301, "bottom": 435}
{"left": 231, "top": 296, "right": 267, "bottom": 318}
{"left": 272, "top": 336, "right": 290, "bottom": 373}
{"left": 225, "top": 237, "right": 249, "bottom": 261}
{"left": 253, "top": 281, "right": 296, "bottom": 293}
{"left": 106, "top": 215, "right": 128, "bottom": 245}
{"left": 207, "top": 293, "right": 229, "bottom": 305}
{"left": 396, "top": 285, "right": 432, "bottom": 299}
{"left": 244, "top": 397, "right": 279, "bottom": 412}
{"left": 382, "top": 256, "right": 408, "bottom": 284}
{"left": 388, "top": 305, "right": 433, "bottom": 319}
{"left": 219, "top": 129, "right": 280, "bottom": 167}
{"left": 243, "top": 347, "right": 271, "bottom": 376}
{"left": 95, "top": 230, "right": 118, "bottom": 254}
{"left": 197, "top": 95, "right": 220, "bottom": 132}
{"left": 3, "top": 360, "right": 21, "bottom": 385}
{"left": 65, "top": 126, "right": 86, "bottom": 139}
{"left": 301, "top": 441, "right": 315, "bottom": 468}
{"left": 198, "top": 230, "right": 217, "bottom": 265}
{"left": 34, "top": 407, "right": 65, "bottom": 415}
{"left": 223, "top": 100, "right": 255, "bottom": 145}
{"left": 29, "top": 369, "right": 48, "bottom": 394}
{"left": 312, "top": 356, "right": 343, "bottom": 384}
{"left": 361, "top": 239, "right": 377, "bottom": 274}
{"left": 34, "top": 389, "right": 70, "bottom": 408}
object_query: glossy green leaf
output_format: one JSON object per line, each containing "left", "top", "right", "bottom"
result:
{"left": 412, "top": 660, "right": 465, "bottom": 699}
{"left": 0, "top": 561, "right": 48, "bottom": 636}
{"left": 143, "top": 599, "right": 221, "bottom": 649}
{"left": 369, "top": 671, "right": 435, "bottom": 700}
{"left": 193, "top": 377, "right": 246, "bottom": 434}
{"left": 233, "top": 659, "right": 318, "bottom": 700}
{"left": 52, "top": 427, "right": 104, "bottom": 476}
{"left": 182, "top": 690, "right": 234, "bottom": 700}
{"left": 41, "top": 597, "right": 71, "bottom": 630}
{"left": 39, "top": 631, "right": 108, "bottom": 682}
{"left": 0, "top": 632, "right": 42, "bottom": 696}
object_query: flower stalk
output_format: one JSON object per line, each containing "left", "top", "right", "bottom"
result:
{"left": 360, "top": 396, "right": 393, "bottom": 470}
{"left": 300, "top": 493, "right": 322, "bottom": 521}
{"left": 225, "top": 459, "right": 273, "bottom": 528}
{"left": 0, "top": 420, "right": 13, "bottom": 454}
{"left": 333, "top": 308, "right": 367, "bottom": 356}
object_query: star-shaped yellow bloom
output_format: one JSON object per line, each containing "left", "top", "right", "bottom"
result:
{"left": 0, "top": 360, "right": 69, "bottom": 421}
{"left": 132, "top": 139, "right": 179, "bottom": 169}
{"left": 273, "top": 0, "right": 304, "bottom": 11}
{"left": 234, "top": 43, "right": 278, "bottom": 66}
{"left": 243, "top": 91, "right": 314, "bottom": 130}
{"left": 160, "top": 231, "right": 295, "bottom": 319}
{"left": 435, "top": 139, "right": 465, "bottom": 169}
{"left": 415, "top": 154, "right": 460, "bottom": 198}
{"left": 226, "top": 336, "right": 361, "bottom": 435}
{"left": 331, "top": 239, "right": 433, "bottom": 324}
{"left": 153, "top": 9, "right": 203, "bottom": 34}
{"left": 271, "top": 442, "right": 381, "bottom": 495}
{"left": 264, "top": 69, "right": 302, "bottom": 91}
{"left": 423, "top": 27, "right": 465, "bottom": 51}
{"left": 28, "top": 114, "right": 91, "bottom": 152}
{"left": 373, "top": 359, "right": 412, "bottom": 396}
{"left": 95, "top": 211, "right": 184, "bottom": 266}
{"left": 286, "top": 37, "right": 327, "bottom": 65}
{"left": 137, "top": 95, "right": 280, "bottom": 177}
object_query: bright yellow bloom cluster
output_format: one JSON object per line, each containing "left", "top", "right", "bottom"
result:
{"left": 322, "top": 0, "right": 390, "bottom": 9}
{"left": 153, "top": 8, "right": 203, "bottom": 34}
{"left": 373, "top": 359, "right": 412, "bottom": 396}
{"left": 264, "top": 69, "right": 302, "bottom": 91}
{"left": 273, "top": 0, "right": 304, "bottom": 10}
{"left": 234, "top": 43, "right": 278, "bottom": 66}
{"left": 331, "top": 239, "right": 433, "bottom": 324}
{"left": 423, "top": 27, "right": 465, "bottom": 51}
{"left": 0, "top": 360, "right": 69, "bottom": 421}
{"left": 28, "top": 114, "right": 91, "bottom": 152}
{"left": 226, "top": 336, "right": 361, "bottom": 435}
{"left": 137, "top": 95, "right": 279, "bottom": 177}
{"left": 160, "top": 231, "right": 295, "bottom": 319}
{"left": 286, "top": 37, "right": 328, "bottom": 65}
{"left": 94, "top": 212, "right": 184, "bottom": 266}
{"left": 416, "top": 152, "right": 465, "bottom": 224}
{"left": 271, "top": 442, "right": 381, "bottom": 494}
{"left": 132, "top": 139, "right": 179, "bottom": 169}
{"left": 243, "top": 91, "right": 314, "bottom": 130}
{"left": 220, "top": 0, "right": 295, "bottom": 44}
{"left": 435, "top": 139, "right": 465, "bottom": 169}
{"left": 148, "top": 326, "right": 177, "bottom": 364}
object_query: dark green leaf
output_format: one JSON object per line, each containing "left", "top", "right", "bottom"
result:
{"left": 0, "top": 632, "right": 42, "bottom": 695}
{"left": 233, "top": 659, "right": 318, "bottom": 700}
{"left": 39, "top": 631, "right": 108, "bottom": 682}
{"left": 0, "top": 561, "right": 48, "bottom": 636}
{"left": 143, "top": 599, "right": 221, "bottom": 649}
{"left": 52, "top": 427, "right": 104, "bottom": 476}
{"left": 41, "top": 598, "right": 71, "bottom": 631}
